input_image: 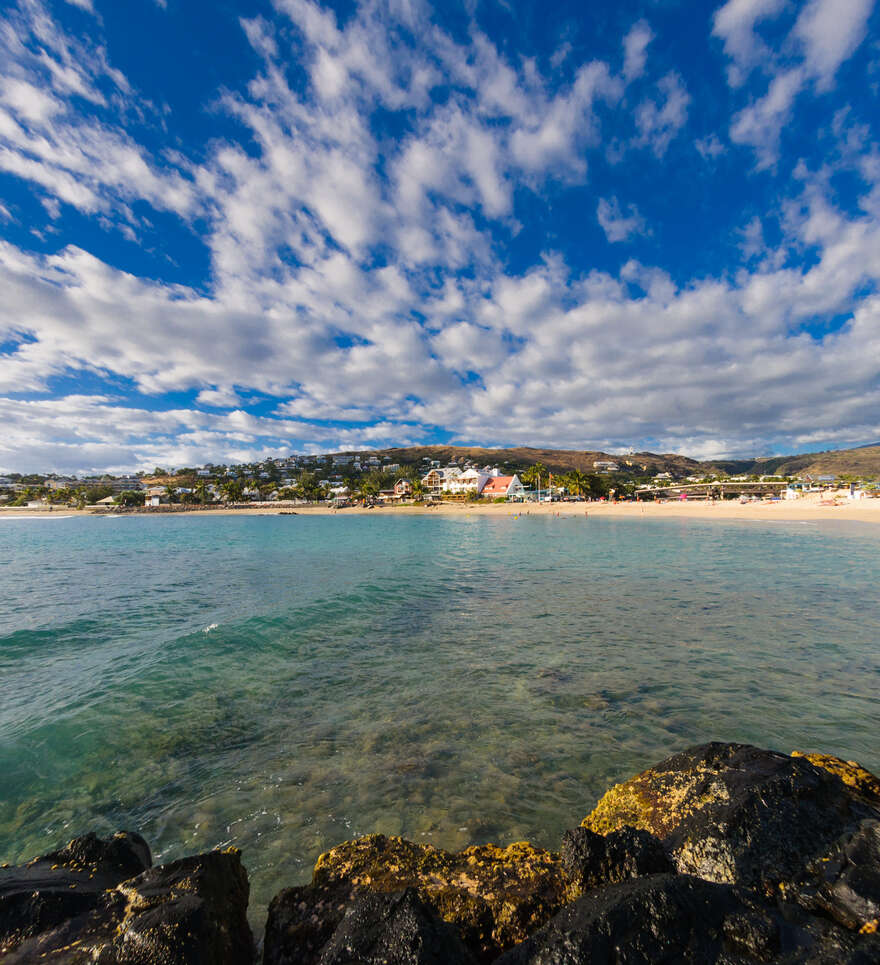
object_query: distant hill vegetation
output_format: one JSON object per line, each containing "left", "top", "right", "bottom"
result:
{"left": 360, "top": 444, "right": 880, "bottom": 479}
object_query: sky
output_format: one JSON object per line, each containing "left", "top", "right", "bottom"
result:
{"left": 1, "top": 0, "right": 879, "bottom": 474}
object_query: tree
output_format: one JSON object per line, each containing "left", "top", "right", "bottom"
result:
{"left": 117, "top": 490, "right": 145, "bottom": 507}
{"left": 522, "top": 463, "right": 547, "bottom": 492}
{"left": 222, "top": 480, "right": 243, "bottom": 503}
{"left": 194, "top": 480, "right": 211, "bottom": 505}
{"left": 566, "top": 470, "right": 589, "bottom": 498}
{"left": 164, "top": 484, "right": 179, "bottom": 504}
{"left": 411, "top": 480, "right": 425, "bottom": 502}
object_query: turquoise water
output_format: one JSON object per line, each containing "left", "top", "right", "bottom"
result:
{"left": 1, "top": 513, "right": 879, "bottom": 927}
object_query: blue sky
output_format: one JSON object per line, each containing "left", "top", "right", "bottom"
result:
{"left": 1, "top": 0, "right": 879, "bottom": 473}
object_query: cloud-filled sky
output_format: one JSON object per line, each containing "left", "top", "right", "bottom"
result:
{"left": 1, "top": 0, "right": 879, "bottom": 473}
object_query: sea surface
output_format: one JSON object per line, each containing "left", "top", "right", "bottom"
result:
{"left": 1, "top": 513, "right": 879, "bottom": 926}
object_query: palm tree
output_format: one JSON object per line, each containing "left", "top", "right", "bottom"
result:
{"left": 164, "top": 484, "right": 178, "bottom": 504}
{"left": 567, "top": 470, "right": 588, "bottom": 498}
{"left": 522, "top": 463, "right": 547, "bottom": 494}
{"left": 195, "top": 480, "right": 210, "bottom": 505}
{"left": 222, "top": 479, "right": 243, "bottom": 503}
{"left": 411, "top": 479, "right": 424, "bottom": 502}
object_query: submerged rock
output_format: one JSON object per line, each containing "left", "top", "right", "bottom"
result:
{"left": 581, "top": 741, "right": 880, "bottom": 892}
{"left": 264, "top": 834, "right": 567, "bottom": 963}
{"left": 0, "top": 834, "right": 252, "bottom": 964}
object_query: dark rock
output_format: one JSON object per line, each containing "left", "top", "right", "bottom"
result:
{"left": 0, "top": 838, "right": 252, "bottom": 964}
{"left": 581, "top": 742, "right": 880, "bottom": 892}
{"left": 791, "top": 819, "right": 880, "bottom": 931}
{"left": 495, "top": 873, "right": 880, "bottom": 964}
{"left": 560, "top": 825, "right": 673, "bottom": 894}
{"left": 264, "top": 834, "right": 566, "bottom": 962}
{"left": 0, "top": 831, "right": 151, "bottom": 954}
{"left": 317, "top": 887, "right": 476, "bottom": 964}
{"left": 108, "top": 848, "right": 253, "bottom": 964}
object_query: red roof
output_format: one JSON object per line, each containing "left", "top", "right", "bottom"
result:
{"left": 481, "top": 475, "right": 514, "bottom": 494}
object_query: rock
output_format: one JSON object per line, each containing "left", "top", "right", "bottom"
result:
{"left": 0, "top": 831, "right": 151, "bottom": 954}
{"left": 0, "top": 837, "right": 252, "bottom": 964}
{"left": 264, "top": 834, "right": 567, "bottom": 963}
{"left": 581, "top": 742, "right": 880, "bottom": 892}
{"left": 495, "top": 872, "right": 880, "bottom": 965}
{"left": 109, "top": 848, "right": 253, "bottom": 964}
{"left": 495, "top": 874, "right": 760, "bottom": 964}
{"left": 791, "top": 819, "right": 880, "bottom": 932}
{"left": 792, "top": 751, "right": 880, "bottom": 805}
{"left": 560, "top": 825, "right": 673, "bottom": 896}
{"left": 317, "top": 888, "right": 476, "bottom": 964}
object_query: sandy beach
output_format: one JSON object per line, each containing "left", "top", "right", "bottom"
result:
{"left": 3, "top": 491, "right": 880, "bottom": 524}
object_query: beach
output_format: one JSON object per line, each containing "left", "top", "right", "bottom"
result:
{"left": 3, "top": 490, "right": 879, "bottom": 523}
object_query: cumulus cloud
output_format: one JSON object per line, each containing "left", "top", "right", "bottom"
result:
{"left": 0, "top": 0, "right": 878, "bottom": 471}
{"left": 597, "top": 197, "right": 649, "bottom": 243}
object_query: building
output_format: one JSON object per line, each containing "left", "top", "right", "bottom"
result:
{"left": 480, "top": 474, "right": 525, "bottom": 499}
{"left": 593, "top": 460, "right": 619, "bottom": 472}
{"left": 393, "top": 479, "right": 413, "bottom": 497}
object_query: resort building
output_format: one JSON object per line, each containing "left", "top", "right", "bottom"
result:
{"left": 477, "top": 474, "right": 525, "bottom": 499}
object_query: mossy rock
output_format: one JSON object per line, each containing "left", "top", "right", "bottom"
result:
{"left": 791, "top": 751, "right": 880, "bottom": 804}
{"left": 581, "top": 742, "right": 880, "bottom": 892}
{"left": 298, "top": 834, "right": 567, "bottom": 961}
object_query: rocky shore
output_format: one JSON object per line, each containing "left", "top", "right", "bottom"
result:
{"left": 3, "top": 742, "right": 878, "bottom": 963}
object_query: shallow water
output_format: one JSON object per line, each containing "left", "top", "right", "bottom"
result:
{"left": 1, "top": 513, "right": 878, "bottom": 927}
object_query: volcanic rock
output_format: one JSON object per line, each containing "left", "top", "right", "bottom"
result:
{"left": 581, "top": 741, "right": 880, "bottom": 892}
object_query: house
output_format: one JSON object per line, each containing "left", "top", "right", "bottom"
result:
{"left": 393, "top": 479, "right": 413, "bottom": 497}
{"left": 145, "top": 486, "right": 166, "bottom": 507}
{"left": 593, "top": 460, "right": 619, "bottom": 472}
{"left": 480, "top": 474, "right": 525, "bottom": 499}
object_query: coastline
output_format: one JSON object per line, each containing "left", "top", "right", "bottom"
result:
{"left": 4, "top": 491, "right": 880, "bottom": 524}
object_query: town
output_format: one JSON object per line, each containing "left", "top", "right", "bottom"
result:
{"left": 2, "top": 445, "right": 878, "bottom": 510}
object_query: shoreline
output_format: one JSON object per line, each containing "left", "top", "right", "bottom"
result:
{"left": 3, "top": 492, "right": 880, "bottom": 524}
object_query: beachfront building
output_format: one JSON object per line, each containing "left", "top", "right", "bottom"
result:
{"left": 478, "top": 474, "right": 525, "bottom": 499}
{"left": 393, "top": 479, "right": 413, "bottom": 497}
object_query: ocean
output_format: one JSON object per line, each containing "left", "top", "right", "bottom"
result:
{"left": 1, "top": 512, "right": 878, "bottom": 925}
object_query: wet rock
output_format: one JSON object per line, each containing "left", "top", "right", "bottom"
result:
{"left": 0, "top": 838, "right": 252, "bottom": 964}
{"left": 560, "top": 825, "right": 673, "bottom": 895}
{"left": 791, "top": 751, "right": 880, "bottom": 805}
{"left": 317, "top": 888, "right": 476, "bottom": 964}
{"left": 0, "top": 831, "right": 151, "bottom": 954}
{"left": 790, "top": 819, "right": 880, "bottom": 931}
{"left": 109, "top": 848, "right": 253, "bottom": 964}
{"left": 264, "top": 834, "right": 567, "bottom": 963}
{"left": 495, "top": 873, "right": 880, "bottom": 965}
{"left": 495, "top": 874, "right": 758, "bottom": 964}
{"left": 581, "top": 742, "right": 880, "bottom": 892}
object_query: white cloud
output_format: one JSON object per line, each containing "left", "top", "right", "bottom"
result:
{"left": 794, "top": 0, "right": 874, "bottom": 89}
{"left": 623, "top": 20, "right": 653, "bottom": 81}
{"left": 695, "top": 133, "right": 726, "bottom": 160}
{"left": 712, "top": 0, "right": 787, "bottom": 86}
{"left": 597, "top": 196, "right": 649, "bottom": 243}
{"left": 729, "top": 66, "right": 805, "bottom": 167}
{"left": 634, "top": 72, "right": 690, "bottom": 157}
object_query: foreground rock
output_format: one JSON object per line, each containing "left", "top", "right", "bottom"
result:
{"left": 264, "top": 836, "right": 566, "bottom": 963}
{"left": 0, "top": 833, "right": 253, "bottom": 963}
{"left": 581, "top": 741, "right": 880, "bottom": 893}
{"left": 5, "top": 742, "right": 879, "bottom": 963}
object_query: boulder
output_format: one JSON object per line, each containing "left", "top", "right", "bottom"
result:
{"left": 316, "top": 888, "right": 476, "bottom": 964}
{"left": 264, "top": 834, "right": 567, "bottom": 963}
{"left": 560, "top": 825, "right": 673, "bottom": 896}
{"left": 581, "top": 742, "right": 880, "bottom": 892}
{"left": 0, "top": 831, "right": 151, "bottom": 955}
{"left": 494, "top": 872, "right": 880, "bottom": 965}
{"left": 790, "top": 819, "right": 880, "bottom": 932}
{"left": 0, "top": 836, "right": 252, "bottom": 964}
{"left": 791, "top": 751, "right": 880, "bottom": 805}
